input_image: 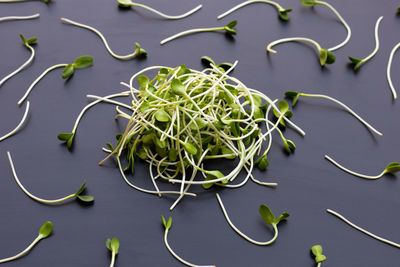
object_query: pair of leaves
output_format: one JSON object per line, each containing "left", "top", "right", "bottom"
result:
{"left": 319, "top": 49, "right": 336, "bottom": 66}
{"left": 278, "top": 9, "right": 292, "bottom": 21}
{"left": 133, "top": 42, "right": 147, "bottom": 57}
{"left": 223, "top": 20, "right": 237, "bottom": 35}
{"left": 259, "top": 204, "right": 289, "bottom": 226}
{"left": 62, "top": 55, "right": 93, "bottom": 79}
{"left": 106, "top": 238, "right": 120, "bottom": 255}
{"left": 38, "top": 221, "right": 53, "bottom": 239}
{"left": 311, "top": 245, "right": 327, "bottom": 263}
{"left": 20, "top": 34, "right": 37, "bottom": 47}
{"left": 273, "top": 100, "right": 293, "bottom": 127}
{"left": 384, "top": 162, "right": 400, "bottom": 174}
{"left": 161, "top": 215, "right": 172, "bottom": 230}
{"left": 255, "top": 154, "right": 269, "bottom": 170}
{"left": 202, "top": 170, "right": 227, "bottom": 189}
{"left": 283, "top": 139, "right": 296, "bottom": 154}
{"left": 74, "top": 181, "right": 95, "bottom": 203}
{"left": 284, "top": 91, "right": 301, "bottom": 107}
{"left": 348, "top": 56, "right": 363, "bottom": 71}
{"left": 201, "top": 56, "right": 234, "bottom": 71}
{"left": 57, "top": 132, "right": 75, "bottom": 149}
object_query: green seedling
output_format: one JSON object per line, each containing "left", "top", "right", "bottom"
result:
{"left": 106, "top": 238, "right": 120, "bottom": 267}
{"left": 311, "top": 245, "right": 327, "bottom": 266}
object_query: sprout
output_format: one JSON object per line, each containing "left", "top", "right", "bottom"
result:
{"left": 160, "top": 20, "right": 237, "bottom": 45}
{"left": 285, "top": 91, "right": 383, "bottom": 136}
{"left": 348, "top": 16, "right": 383, "bottom": 71}
{"left": 387, "top": 42, "right": 400, "bottom": 100}
{"left": 217, "top": 0, "right": 292, "bottom": 21}
{"left": 161, "top": 216, "right": 215, "bottom": 267}
{"left": 300, "top": 0, "right": 351, "bottom": 51}
{"left": 106, "top": 238, "right": 120, "bottom": 267}
{"left": 17, "top": 55, "right": 93, "bottom": 105}
{"left": 266, "top": 37, "right": 336, "bottom": 66}
{"left": 117, "top": 0, "right": 202, "bottom": 20}
{"left": 0, "top": 13, "right": 39, "bottom": 22}
{"left": 7, "top": 151, "right": 94, "bottom": 204}
{"left": 61, "top": 17, "right": 146, "bottom": 60}
{"left": 216, "top": 193, "right": 289, "bottom": 245}
{"left": 325, "top": 155, "right": 400, "bottom": 180}
{"left": 327, "top": 209, "right": 400, "bottom": 249}
{"left": 0, "top": 221, "right": 53, "bottom": 264}
{"left": 0, "top": 34, "right": 38, "bottom": 87}
{"left": 311, "top": 245, "right": 327, "bottom": 267}
{"left": 0, "top": 101, "right": 30, "bottom": 143}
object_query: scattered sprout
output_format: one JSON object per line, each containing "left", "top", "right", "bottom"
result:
{"left": 7, "top": 151, "right": 94, "bottom": 204}
{"left": 61, "top": 17, "right": 146, "bottom": 60}
{"left": 387, "top": 42, "right": 400, "bottom": 100}
{"left": 0, "top": 13, "right": 39, "bottom": 22}
{"left": 0, "top": 221, "right": 53, "bottom": 264}
{"left": 300, "top": 0, "right": 351, "bottom": 51}
{"left": 160, "top": 20, "right": 237, "bottom": 45}
{"left": 285, "top": 91, "right": 383, "bottom": 136}
{"left": 311, "top": 245, "right": 327, "bottom": 266}
{"left": 216, "top": 193, "right": 289, "bottom": 245}
{"left": 0, "top": 101, "right": 30, "bottom": 143}
{"left": 0, "top": 34, "right": 37, "bottom": 87}
{"left": 327, "top": 209, "right": 400, "bottom": 249}
{"left": 266, "top": 37, "right": 336, "bottom": 66}
{"left": 348, "top": 16, "right": 383, "bottom": 71}
{"left": 217, "top": 0, "right": 292, "bottom": 21}
{"left": 161, "top": 216, "right": 215, "bottom": 267}
{"left": 117, "top": 0, "right": 202, "bottom": 20}
{"left": 325, "top": 155, "right": 400, "bottom": 180}
{"left": 106, "top": 238, "right": 119, "bottom": 267}
{"left": 17, "top": 55, "right": 93, "bottom": 105}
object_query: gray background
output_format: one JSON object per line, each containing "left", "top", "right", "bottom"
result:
{"left": 0, "top": 0, "right": 399, "bottom": 266}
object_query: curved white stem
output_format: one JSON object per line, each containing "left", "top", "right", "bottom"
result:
{"left": 164, "top": 229, "right": 215, "bottom": 267}
{"left": 18, "top": 63, "right": 67, "bottom": 105}
{"left": 131, "top": 2, "right": 202, "bottom": 20}
{"left": 387, "top": 42, "right": 400, "bottom": 100}
{"left": 216, "top": 193, "right": 278, "bottom": 246}
{"left": 7, "top": 151, "right": 77, "bottom": 204}
{"left": 0, "top": 235, "right": 42, "bottom": 263}
{"left": 327, "top": 209, "right": 400, "bottom": 248}
{"left": 0, "top": 45, "right": 35, "bottom": 87}
{"left": 160, "top": 27, "right": 223, "bottom": 45}
{"left": 325, "top": 155, "right": 385, "bottom": 180}
{"left": 0, "top": 101, "right": 30, "bottom": 142}
{"left": 217, "top": 0, "right": 282, "bottom": 20}
{"left": 362, "top": 16, "right": 383, "bottom": 63}
{"left": 266, "top": 37, "right": 321, "bottom": 54}
{"left": 61, "top": 17, "right": 141, "bottom": 60}
{"left": 0, "top": 13, "right": 39, "bottom": 22}
{"left": 109, "top": 251, "right": 116, "bottom": 267}
{"left": 317, "top": 263, "right": 322, "bottom": 267}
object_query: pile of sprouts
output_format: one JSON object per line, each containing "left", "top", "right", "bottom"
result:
{"left": 68, "top": 60, "right": 304, "bottom": 210}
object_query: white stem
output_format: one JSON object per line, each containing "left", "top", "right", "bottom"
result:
{"left": 163, "top": 229, "right": 215, "bottom": 267}
{"left": 0, "top": 13, "right": 39, "bottom": 22}
{"left": 325, "top": 155, "right": 385, "bottom": 180}
{"left": 361, "top": 16, "right": 383, "bottom": 63}
{"left": 86, "top": 95, "right": 132, "bottom": 110}
{"left": 317, "top": 1, "right": 351, "bottom": 51}
{"left": 0, "top": 101, "right": 30, "bottom": 142}
{"left": 300, "top": 93, "right": 383, "bottom": 136}
{"left": 326, "top": 209, "right": 400, "bottom": 248}
{"left": 0, "top": 45, "right": 35, "bottom": 87}
{"left": 266, "top": 37, "right": 321, "bottom": 54}
{"left": 7, "top": 151, "right": 77, "bottom": 204}
{"left": 0, "top": 236, "right": 41, "bottom": 263}
{"left": 109, "top": 251, "right": 115, "bottom": 267}
{"left": 387, "top": 42, "right": 400, "bottom": 100}
{"left": 317, "top": 263, "right": 321, "bottom": 267}
{"left": 60, "top": 17, "right": 141, "bottom": 60}
{"left": 216, "top": 193, "right": 278, "bottom": 245}
{"left": 131, "top": 2, "right": 202, "bottom": 20}
{"left": 217, "top": 0, "right": 281, "bottom": 20}
{"left": 18, "top": 63, "right": 67, "bottom": 105}
{"left": 160, "top": 27, "right": 223, "bottom": 45}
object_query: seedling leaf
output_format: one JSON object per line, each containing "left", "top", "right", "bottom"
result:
{"left": 259, "top": 204, "right": 276, "bottom": 226}
{"left": 278, "top": 9, "right": 292, "bottom": 21}
{"left": 319, "top": 49, "right": 328, "bottom": 66}
{"left": 284, "top": 91, "right": 301, "bottom": 107}
{"left": 171, "top": 79, "right": 186, "bottom": 96}
{"left": 154, "top": 110, "right": 170, "bottom": 122}
{"left": 137, "top": 75, "right": 149, "bottom": 88}
{"left": 201, "top": 56, "right": 215, "bottom": 67}
{"left": 311, "top": 245, "right": 327, "bottom": 263}
{"left": 134, "top": 42, "right": 147, "bottom": 57}
{"left": 26, "top": 37, "right": 38, "bottom": 45}
{"left": 110, "top": 238, "right": 120, "bottom": 255}
{"left": 183, "top": 142, "right": 197, "bottom": 155}
{"left": 385, "top": 162, "right": 400, "bottom": 173}
{"left": 62, "top": 64, "right": 75, "bottom": 79}
{"left": 161, "top": 215, "right": 172, "bottom": 230}
{"left": 224, "top": 20, "right": 237, "bottom": 35}
{"left": 326, "top": 51, "right": 336, "bottom": 64}
{"left": 38, "top": 221, "right": 53, "bottom": 239}
{"left": 255, "top": 155, "right": 269, "bottom": 170}
{"left": 76, "top": 195, "right": 94, "bottom": 202}
{"left": 75, "top": 181, "right": 86, "bottom": 196}
{"left": 106, "top": 239, "right": 112, "bottom": 251}
{"left": 275, "top": 212, "right": 289, "bottom": 224}
{"left": 73, "top": 55, "right": 93, "bottom": 69}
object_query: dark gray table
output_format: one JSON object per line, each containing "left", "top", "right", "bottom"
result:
{"left": 0, "top": 0, "right": 399, "bottom": 266}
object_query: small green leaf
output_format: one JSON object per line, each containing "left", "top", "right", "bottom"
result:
{"left": 202, "top": 170, "right": 226, "bottom": 189}
{"left": 161, "top": 215, "right": 172, "bottom": 230}
{"left": 385, "top": 162, "right": 400, "bottom": 173}
{"left": 283, "top": 139, "right": 296, "bottom": 153}
{"left": 224, "top": 20, "right": 237, "bottom": 35}
{"left": 285, "top": 91, "right": 300, "bottom": 107}
{"left": 58, "top": 133, "right": 74, "bottom": 141}
{"left": 348, "top": 56, "right": 363, "bottom": 71}
{"left": 311, "top": 245, "right": 327, "bottom": 263}
{"left": 259, "top": 204, "right": 276, "bottom": 226}
{"left": 189, "top": 118, "right": 208, "bottom": 130}
{"left": 134, "top": 42, "right": 147, "bottom": 57}
{"left": 76, "top": 195, "right": 94, "bottom": 203}
{"left": 62, "top": 64, "right": 75, "bottom": 79}
{"left": 278, "top": 9, "right": 292, "bottom": 21}
{"left": 221, "top": 146, "right": 235, "bottom": 159}
{"left": 183, "top": 142, "right": 197, "bottom": 155}
{"left": 256, "top": 155, "right": 269, "bottom": 170}
{"left": 226, "top": 20, "right": 237, "bottom": 28}
{"left": 217, "top": 62, "right": 234, "bottom": 71}
{"left": 106, "top": 239, "right": 112, "bottom": 251}
{"left": 19, "top": 34, "right": 26, "bottom": 44}
{"left": 26, "top": 37, "right": 37, "bottom": 45}
{"left": 171, "top": 79, "right": 186, "bottom": 96}
{"left": 201, "top": 56, "right": 216, "bottom": 67}
{"left": 275, "top": 212, "right": 289, "bottom": 224}
{"left": 154, "top": 110, "right": 170, "bottom": 122}
{"left": 319, "top": 48, "right": 328, "bottom": 66}
{"left": 106, "top": 142, "right": 114, "bottom": 151}
{"left": 326, "top": 51, "right": 336, "bottom": 65}
{"left": 137, "top": 75, "right": 149, "bottom": 89}
{"left": 118, "top": 0, "right": 132, "bottom": 8}
{"left": 38, "top": 221, "right": 53, "bottom": 239}
{"left": 110, "top": 238, "right": 120, "bottom": 255}
{"left": 316, "top": 254, "right": 327, "bottom": 263}
{"left": 73, "top": 55, "right": 93, "bottom": 69}
{"left": 300, "top": 0, "right": 317, "bottom": 7}
{"left": 75, "top": 181, "right": 86, "bottom": 196}
{"left": 137, "top": 147, "right": 148, "bottom": 160}
{"left": 168, "top": 148, "right": 178, "bottom": 161}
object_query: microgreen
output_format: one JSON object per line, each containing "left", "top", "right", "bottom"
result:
{"left": 300, "top": 0, "right": 351, "bottom": 51}
{"left": 348, "top": 16, "right": 383, "bottom": 71}
{"left": 0, "top": 34, "right": 37, "bottom": 87}
{"left": 160, "top": 20, "right": 238, "bottom": 45}
{"left": 216, "top": 193, "right": 289, "bottom": 245}
{"left": 0, "top": 13, "right": 39, "bottom": 22}
{"left": 217, "top": 0, "right": 292, "bottom": 21}
{"left": 17, "top": 55, "right": 93, "bottom": 105}
{"left": 0, "top": 101, "right": 30, "bottom": 143}
{"left": 0, "top": 221, "right": 53, "bottom": 264}
{"left": 325, "top": 155, "right": 400, "bottom": 180}
{"left": 311, "top": 245, "right": 327, "bottom": 266}
{"left": 387, "top": 42, "right": 400, "bottom": 100}
{"left": 61, "top": 18, "right": 147, "bottom": 60}
{"left": 327, "top": 209, "right": 400, "bottom": 249}
{"left": 117, "top": 0, "right": 202, "bottom": 20}
{"left": 161, "top": 215, "right": 215, "bottom": 267}
{"left": 7, "top": 150, "right": 94, "bottom": 204}
{"left": 201, "top": 56, "right": 234, "bottom": 72}
{"left": 106, "top": 237, "right": 120, "bottom": 267}
{"left": 267, "top": 37, "right": 336, "bottom": 66}
{"left": 284, "top": 91, "right": 383, "bottom": 136}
